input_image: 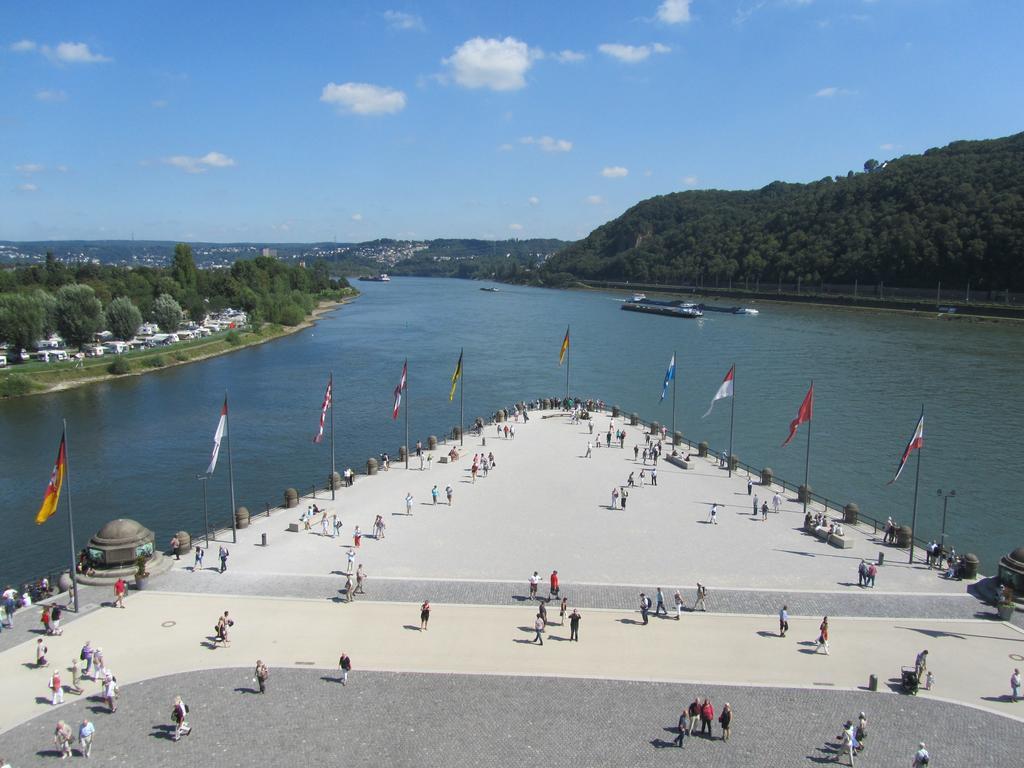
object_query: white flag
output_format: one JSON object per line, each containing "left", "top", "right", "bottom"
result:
{"left": 206, "top": 398, "right": 228, "bottom": 475}
{"left": 703, "top": 365, "right": 735, "bottom": 418}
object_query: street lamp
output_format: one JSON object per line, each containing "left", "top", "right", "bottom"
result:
{"left": 196, "top": 473, "right": 211, "bottom": 546}
{"left": 937, "top": 489, "right": 956, "bottom": 551}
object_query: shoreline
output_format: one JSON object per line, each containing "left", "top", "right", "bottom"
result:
{"left": 2, "top": 295, "right": 357, "bottom": 399}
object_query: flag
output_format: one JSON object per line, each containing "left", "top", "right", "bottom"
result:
{"left": 782, "top": 382, "right": 814, "bottom": 447}
{"left": 888, "top": 411, "right": 924, "bottom": 484}
{"left": 313, "top": 375, "right": 332, "bottom": 443}
{"left": 35, "top": 431, "right": 67, "bottom": 525}
{"left": 703, "top": 364, "right": 735, "bottom": 418}
{"left": 206, "top": 398, "right": 228, "bottom": 474}
{"left": 449, "top": 350, "right": 463, "bottom": 401}
{"left": 659, "top": 354, "right": 676, "bottom": 402}
{"left": 392, "top": 360, "right": 407, "bottom": 420}
{"left": 559, "top": 326, "right": 570, "bottom": 366}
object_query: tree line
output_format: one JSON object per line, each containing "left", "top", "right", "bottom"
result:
{"left": 537, "top": 132, "right": 1024, "bottom": 292}
{"left": 0, "top": 245, "right": 350, "bottom": 353}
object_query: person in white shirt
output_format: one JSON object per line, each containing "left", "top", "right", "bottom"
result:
{"left": 912, "top": 742, "right": 930, "bottom": 767}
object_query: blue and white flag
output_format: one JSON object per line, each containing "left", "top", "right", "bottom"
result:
{"left": 660, "top": 354, "right": 676, "bottom": 402}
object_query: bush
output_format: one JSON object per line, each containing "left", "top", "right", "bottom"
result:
{"left": 225, "top": 330, "right": 242, "bottom": 346}
{"left": 173, "top": 351, "right": 189, "bottom": 362}
{"left": 0, "top": 372, "right": 35, "bottom": 397}
{"left": 108, "top": 357, "right": 132, "bottom": 375}
{"left": 144, "top": 354, "right": 166, "bottom": 368}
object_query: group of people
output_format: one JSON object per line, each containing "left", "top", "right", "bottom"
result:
{"left": 673, "top": 697, "right": 731, "bottom": 745}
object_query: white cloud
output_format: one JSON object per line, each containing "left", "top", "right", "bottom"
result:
{"left": 682, "top": 175, "right": 698, "bottom": 185}
{"left": 15, "top": 163, "right": 44, "bottom": 174}
{"left": 734, "top": 2, "right": 767, "bottom": 25}
{"left": 443, "top": 36, "right": 538, "bottom": 91}
{"left": 598, "top": 42, "right": 671, "bottom": 63}
{"left": 35, "top": 89, "right": 68, "bottom": 102}
{"left": 644, "top": 169, "right": 653, "bottom": 177}
{"left": 17, "top": 183, "right": 38, "bottom": 192}
{"left": 509, "top": 223, "right": 524, "bottom": 231}
{"left": 10, "top": 39, "right": 37, "bottom": 52}
{"left": 42, "top": 41, "right": 111, "bottom": 64}
{"left": 520, "top": 136, "right": 573, "bottom": 153}
{"left": 528, "top": 195, "right": 540, "bottom": 206}
{"left": 553, "top": 49, "right": 586, "bottom": 63}
{"left": 880, "top": 143, "right": 897, "bottom": 151}
{"left": 497, "top": 143, "right": 514, "bottom": 152}
{"left": 815, "top": 86, "right": 838, "bottom": 98}
{"left": 657, "top": 0, "right": 692, "bottom": 24}
{"left": 351, "top": 213, "right": 363, "bottom": 221}
{"left": 151, "top": 99, "right": 168, "bottom": 108}
{"left": 163, "top": 151, "right": 237, "bottom": 174}
{"left": 56, "top": 164, "right": 69, "bottom": 172}
{"left": 602, "top": 166, "right": 629, "bottom": 178}
{"left": 585, "top": 194, "right": 604, "bottom": 205}
{"left": 383, "top": 10, "right": 424, "bottom": 30}
{"left": 321, "top": 82, "right": 407, "bottom": 115}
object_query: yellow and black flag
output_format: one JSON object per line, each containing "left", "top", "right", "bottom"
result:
{"left": 449, "top": 350, "right": 463, "bottom": 401}
{"left": 559, "top": 326, "right": 570, "bottom": 366}
{"left": 36, "top": 431, "right": 67, "bottom": 525}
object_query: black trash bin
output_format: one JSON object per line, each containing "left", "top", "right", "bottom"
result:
{"left": 868, "top": 673, "right": 878, "bottom": 692}
{"left": 878, "top": 551, "right": 884, "bottom": 567}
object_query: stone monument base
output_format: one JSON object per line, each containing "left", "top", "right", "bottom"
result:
{"left": 76, "top": 551, "right": 174, "bottom": 586}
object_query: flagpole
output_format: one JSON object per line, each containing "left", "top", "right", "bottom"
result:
{"left": 908, "top": 406, "right": 924, "bottom": 565}
{"left": 63, "top": 419, "right": 80, "bottom": 613}
{"left": 565, "top": 328, "right": 570, "bottom": 402}
{"left": 802, "top": 381, "right": 812, "bottom": 515}
{"left": 671, "top": 349, "right": 677, "bottom": 437}
{"left": 727, "top": 365, "right": 735, "bottom": 479}
{"left": 226, "top": 392, "right": 237, "bottom": 544}
{"left": 404, "top": 358, "right": 410, "bottom": 470}
{"left": 330, "top": 371, "right": 336, "bottom": 501}
{"left": 459, "top": 347, "right": 464, "bottom": 448}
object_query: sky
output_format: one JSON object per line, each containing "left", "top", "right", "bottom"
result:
{"left": 1, "top": 0, "right": 1022, "bottom": 243}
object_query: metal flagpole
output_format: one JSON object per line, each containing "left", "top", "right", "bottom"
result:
{"left": 565, "top": 328, "right": 570, "bottom": 402}
{"left": 404, "top": 359, "right": 410, "bottom": 469}
{"left": 727, "top": 365, "right": 736, "bottom": 479}
{"left": 671, "top": 350, "right": 677, "bottom": 437}
{"left": 226, "top": 391, "right": 237, "bottom": 544}
{"left": 802, "top": 381, "right": 812, "bottom": 515}
{"left": 63, "top": 419, "right": 80, "bottom": 613}
{"left": 459, "top": 348, "right": 464, "bottom": 448}
{"left": 330, "top": 371, "right": 336, "bottom": 501}
{"left": 908, "top": 406, "right": 924, "bottom": 564}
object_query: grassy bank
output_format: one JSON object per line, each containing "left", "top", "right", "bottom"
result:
{"left": 0, "top": 297, "right": 353, "bottom": 399}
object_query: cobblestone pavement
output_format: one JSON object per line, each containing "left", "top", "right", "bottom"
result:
{"left": 0, "top": 585, "right": 108, "bottom": 655}
{"left": 1, "top": 668, "right": 1021, "bottom": 767}
{"left": 151, "top": 569, "right": 1008, "bottom": 622}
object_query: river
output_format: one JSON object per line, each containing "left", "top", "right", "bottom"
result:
{"left": 1, "top": 277, "right": 1022, "bottom": 586}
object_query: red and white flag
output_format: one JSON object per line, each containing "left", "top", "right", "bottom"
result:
{"left": 703, "top": 365, "right": 735, "bottom": 418}
{"left": 781, "top": 383, "right": 814, "bottom": 447}
{"left": 888, "top": 411, "right": 924, "bottom": 484}
{"left": 206, "top": 398, "right": 228, "bottom": 475}
{"left": 313, "top": 375, "right": 332, "bottom": 443}
{"left": 392, "top": 361, "right": 407, "bottom": 420}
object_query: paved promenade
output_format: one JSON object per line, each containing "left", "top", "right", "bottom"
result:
{"left": 1, "top": 410, "right": 1020, "bottom": 765}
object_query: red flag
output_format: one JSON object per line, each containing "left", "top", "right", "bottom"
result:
{"left": 782, "top": 383, "right": 813, "bottom": 447}
{"left": 888, "top": 411, "right": 924, "bottom": 484}
{"left": 313, "top": 375, "right": 332, "bottom": 443}
{"left": 392, "top": 361, "right": 407, "bottom": 420}
{"left": 36, "top": 431, "right": 67, "bottom": 525}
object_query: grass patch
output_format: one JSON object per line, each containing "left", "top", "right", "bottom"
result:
{"left": 0, "top": 372, "right": 37, "bottom": 397}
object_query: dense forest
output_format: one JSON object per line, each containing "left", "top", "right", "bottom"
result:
{"left": 540, "top": 132, "right": 1024, "bottom": 291}
{"left": 0, "top": 244, "right": 350, "bottom": 353}
{"left": 385, "top": 238, "right": 568, "bottom": 280}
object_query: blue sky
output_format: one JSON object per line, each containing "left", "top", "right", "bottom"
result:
{"left": 1, "top": 0, "right": 1022, "bottom": 243}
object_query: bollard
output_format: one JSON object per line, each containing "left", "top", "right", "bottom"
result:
{"left": 261, "top": 533, "right": 267, "bottom": 547}
{"left": 868, "top": 674, "right": 878, "bottom": 691}
{"left": 878, "top": 551, "right": 885, "bottom": 567}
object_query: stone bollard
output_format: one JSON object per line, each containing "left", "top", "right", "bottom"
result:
{"left": 612, "top": 405, "right": 620, "bottom": 418}
{"left": 284, "top": 488, "right": 298, "bottom": 508}
{"left": 427, "top": 435, "right": 437, "bottom": 450}
{"left": 630, "top": 412, "right": 639, "bottom": 426}
{"left": 398, "top": 445, "right": 408, "bottom": 461}
{"left": 175, "top": 530, "right": 192, "bottom": 553}
{"left": 58, "top": 571, "right": 73, "bottom": 592}
{"left": 650, "top": 421, "right": 662, "bottom": 437}
{"left": 844, "top": 503, "right": 860, "bottom": 525}
{"left": 896, "top": 525, "right": 913, "bottom": 548}
{"left": 452, "top": 426, "right": 462, "bottom": 441}
{"left": 963, "top": 553, "right": 979, "bottom": 579}
{"left": 673, "top": 431, "right": 683, "bottom": 446}
{"left": 761, "top": 467, "right": 774, "bottom": 486}
{"left": 698, "top": 441, "right": 709, "bottom": 457}
{"left": 367, "top": 457, "right": 378, "bottom": 476}
{"left": 235, "top": 507, "right": 250, "bottom": 529}
{"left": 798, "top": 484, "right": 813, "bottom": 504}
{"left": 329, "top": 471, "right": 342, "bottom": 490}
{"left": 728, "top": 455, "right": 739, "bottom": 471}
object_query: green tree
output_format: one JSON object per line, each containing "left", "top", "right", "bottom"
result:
{"left": 55, "top": 284, "right": 103, "bottom": 349}
{"left": 152, "top": 293, "right": 184, "bottom": 333}
{"left": 105, "top": 296, "right": 143, "bottom": 340}
{"left": 0, "top": 292, "right": 47, "bottom": 353}
{"left": 171, "top": 243, "right": 198, "bottom": 292}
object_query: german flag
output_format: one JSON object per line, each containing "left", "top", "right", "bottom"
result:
{"left": 36, "top": 431, "right": 67, "bottom": 525}
{"left": 449, "top": 350, "right": 463, "bottom": 401}
{"left": 559, "top": 326, "right": 570, "bottom": 366}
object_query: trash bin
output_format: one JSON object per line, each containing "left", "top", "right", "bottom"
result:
{"left": 878, "top": 551, "right": 884, "bottom": 567}
{"left": 868, "top": 674, "right": 878, "bottom": 692}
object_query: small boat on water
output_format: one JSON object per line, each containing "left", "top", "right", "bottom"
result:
{"left": 699, "top": 304, "right": 760, "bottom": 315}
{"left": 629, "top": 292, "right": 647, "bottom": 302}
{"left": 734, "top": 307, "right": 759, "bottom": 315}
{"left": 480, "top": 287, "right": 500, "bottom": 292}
{"left": 358, "top": 273, "right": 391, "bottom": 282}
{"left": 621, "top": 298, "right": 703, "bottom": 319}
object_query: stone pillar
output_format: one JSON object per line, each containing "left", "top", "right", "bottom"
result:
{"left": 58, "top": 572, "right": 73, "bottom": 591}
{"left": 728, "top": 455, "right": 739, "bottom": 471}
{"left": 798, "top": 484, "right": 812, "bottom": 504}
{"left": 673, "top": 431, "right": 683, "bottom": 446}
{"left": 452, "top": 426, "right": 462, "bottom": 441}
{"left": 398, "top": 445, "right": 408, "bottom": 461}
{"left": 235, "top": 507, "right": 250, "bottom": 529}
{"left": 329, "top": 471, "right": 342, "bottom": 490}
{"left": 542, "top": 398, "right": 550, "bottom": 410}
{"left": 761, "top": 467, "right": 774, "bottom": 486}
{"left": 650, "top": 421, "right": 661, "bottom": 437}
{"left": 174, "top": 530, "right": 192, "bottom": 553}
{"left": 843, "top": 503, "right": 859, "bottom": 525}
{"left": 962, "top": 553, "right": 979, "bottom": 579}
{"left": 896, "top": 525, "right": 913, "bottom": 548}
{"left": 630, "top": 412, "right": 639, "bottom": 426}
{"left": 698, "top": 441, "right": 708, "bottom": 457}
{"left": 284, "top": 488, "right": 298, "bottom": 508}
{"left": 428, "top": 435, "right": 437, "bottom": 450}
{"left": 612, "top": 405, "right": 620, "bottom": 418}
{"left": 366, "top": 457, "right": 378, "bottom": 476}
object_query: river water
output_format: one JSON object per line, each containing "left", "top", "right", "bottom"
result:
{"left": 2, "top": 277, "right": 1022, "bottom": 586}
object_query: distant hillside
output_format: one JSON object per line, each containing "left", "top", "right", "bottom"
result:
{"left": 389, "top": 239, "right": 569, "bottom": 280}
{"left": 541, "top": 132, "right": 1024, "bottom": 291}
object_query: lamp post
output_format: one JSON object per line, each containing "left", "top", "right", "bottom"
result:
{"left": 197, "top": 473, "right": 211, "bottom": 546}
{"left": 937, "top": 488, "right": 956, "bottom": 551}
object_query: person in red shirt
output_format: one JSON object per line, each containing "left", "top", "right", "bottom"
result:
{"left": 700, "top": 699, "right": 714, "bottom": 737}
{"left": 549, "top": 570, "right": 560, "bottom": 598}
{"left": 114, "top": 578, "right": 126, "bottom": 608}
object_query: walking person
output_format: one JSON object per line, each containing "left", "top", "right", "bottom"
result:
{"left": 772, "top": 491, "right": 782, "bottom": 514}
{"left": 1012, "top": 668, "right": 1022, "bottom": 702}
{"left": 585, "top": 441, "right": 592, "bottom": 458}
{"left": 674, "top": 590, "right": 684, "bottom": 620}
{"left": 568, "top": 608, "right": 581, "bottom": 641}
{"left": 36, "top": 638, "right": 48, "bottom": 667}
{"left": 673, "top": 708, "right": 688, "bottom": 747}
{"left": 355, "top": 564, "right": 367, "bottom": 594}
{"left": 218, "top": 545, "right": 229, "bottom": 573}
{"left": 374, "top": 515, "right": 384, "bottom": 540}
{"left": 346, "top": 548, "right": 357, "bottom": 573}
{"left": 70, "top": 657, "right": 83, "bottom": 694}
{"left": 639, "top": 592, "right": 651, "bottom": 625}
{"left": 102, "top": 672, "right": 118, "bottom": 713}
{"left": 338, "top": 652, "right": 351, "bottom": 685}
{"left": 620, "top": 488, "right": 628, "bottom": 510}
{"left": 114, "top": 577, "right": 127, "bottom": 608}
{"left": 549, "top": 570, "right": 560, "bottom": 598}
{"left": 708, "top": 503, "right": 719, "bottom": 525}
{"left": 719, "top": 702, "right": 732, "bottom": 741}
{"left": 538, "top": 600, "right": 548, "bottom": 627}
{"left": 344, "top": 574, "right": 354, "bottom": 602}
{"left": 654, "top": 587, "right": 667, "bottom": 616}
{"left": 837, "top": 721, "right": 856, "bottom": 765}
{"left": 533, "top": 612, "right": 545, "bottom": 645}
{"left": 80, "top": 641, "right": 93, "bottom": 678}
{"left": 559, "top": 596, "right": 568, "bottom": 624}
{"left": 747, "top": 478, "right": 753, "bottom": 495}
{"left": 610, "top": 487, "right": 620, "bottom": 509}
{"left": 353, "top": 525, "right": 362, "bottom": 548}
{"left": 420, "top": 600, "right": 431, "bottom": 630}
{"left": 171, "top": 696, "right": 190, "bottom": 741}
{"left": 753, "top": 493, "right": 759, "bottom": 515}
{"left": 50, "top": 604, "right": 63, "bottom": 635}
{"left": 431, "top": 485, "right": 439, "bottom": 505}
{"left": 913, "top": 742, "right": 930, "bottom": 767}
{"left": 779, "top": 605, "right": 789, "bottom": 637}
{"left": 687, "top": 698, "right": 701, "bottom": 735}
{"left": 255, "top": 660, "right": 269, "bottom": 694}
{"left": 700, "top": 699, "right": 714, "bottom": 737}
{"left": 817, "top": 616, "right": 830, "bottom": 654}
{"left": 54, "top": 721, "right": 74, "bottom": 759}
{"left": 77, "top": 719, "right": 95, "bottom": 758}
{"left": 529, "top": 572, "right": 539, "bottom": 599}
{"left": 445, "top": 484, "right": 453, "bottom": 506}
{"left": 405, "top": 492, "right": 414, "bottom": 515}
{"left": 650, "top": 467, "right": 657, "bottom": 486}
{"left": 170, "top": 535, "right": 180, "bottom": 560}
{"left": 194, "top": 545, "right": 204, "bottom": 572}
{"left": 694, "top": 583, "right": 708, "bottom": 612}
{"left": 49, "top": 668, "right": 64, "bottom": 705}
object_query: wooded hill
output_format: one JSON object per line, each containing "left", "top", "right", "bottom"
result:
{"left": 541, "top": 132, "right": 1024, "bottom": 291}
